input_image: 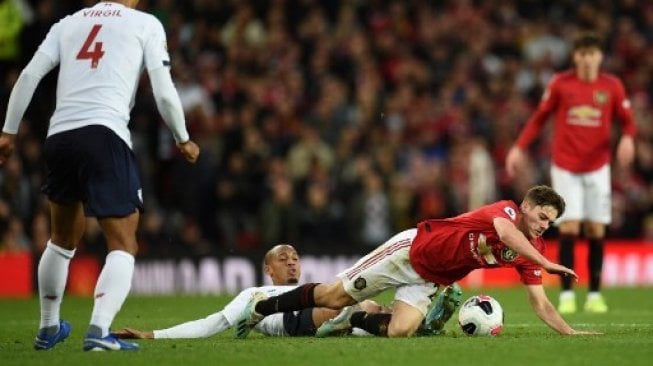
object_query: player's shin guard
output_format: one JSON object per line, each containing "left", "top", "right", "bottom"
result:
{"left": 254, "top": 283, "right": 318, "bottom": 316}
{"left": 559, "top": 235, "right": 575, "bottom": 290}
{"left": 349, "top": 311, "right": 392, "bottom": 336}
{"left": 588, "top": 239, "right": 604, "bottom": 292}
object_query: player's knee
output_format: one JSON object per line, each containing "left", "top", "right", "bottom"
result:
{"left": 106, "top": 240, "right": 138, "bottom": 255}
{"left": 387, "top": 321, "right": 418, "bottom": 338}
{"left": 583, "top": 223, "right": 605, "bottom": 239}
{"left": 558, "top": 222, "right": 581, "bottom": 237}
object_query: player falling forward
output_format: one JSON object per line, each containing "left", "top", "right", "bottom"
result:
{"left": 235, "top": 186, "right": 601, "bottom": 338}
{"left": 0, "top": 0, "right": 199, "bottom": 351}
{"left": 506, "top": 32, "right": 636, "bottom": 314}
{"left": 113, "top": 245, "right": 388, "bottom": 339}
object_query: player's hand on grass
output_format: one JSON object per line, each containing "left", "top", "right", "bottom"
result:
{"left": 112, "top": 327, "right": 154, "bottom": 339}
{"left": 177, "top": 140, "right": 200, "bottom": 163}
{"left": 542, "top": 261, "right": 578, "bottom": 281}
{"left": 571, "top": 329, "right": 603, "bottom": 335}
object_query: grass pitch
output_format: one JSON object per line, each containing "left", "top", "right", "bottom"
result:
{"left": 1, "top": 287, "right": 652, "bottom": 366}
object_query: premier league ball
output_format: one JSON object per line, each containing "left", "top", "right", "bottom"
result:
{"left": 458, "top": 295, "right": 504, "bottom": 336}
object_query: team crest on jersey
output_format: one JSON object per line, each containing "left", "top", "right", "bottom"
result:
{"left": 503, "top": 207, "right": 516, "bottom": 220}
{"left": 594, "top": 90, "right": 608, "bottom": 105}
{"left": 354, "top": 277, "right": 367, "bottom": 290}
{"left": 501, "top": 247, "right": 518, "bottom": 262}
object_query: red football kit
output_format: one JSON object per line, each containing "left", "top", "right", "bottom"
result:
{"left": 515, "top": 70, "right": 636, "bottom": 173}
{"left": 409, "top": 200, "right": 543, "bottom": 286}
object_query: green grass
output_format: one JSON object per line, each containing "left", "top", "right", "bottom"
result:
{"left": 1, "top": 287, "right": 653, "bottom": 366}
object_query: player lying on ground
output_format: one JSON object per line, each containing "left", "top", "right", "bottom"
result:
{"left": 235, "top": 186, "right": 601, "bottom": 338}
{"left": 113, "top": 244, "right": 389, "bottom": 339}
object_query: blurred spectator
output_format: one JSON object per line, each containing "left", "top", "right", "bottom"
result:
{"left": 1, "top": 0, "right": 653, "bottom": 259}
{"left": 347, "top": 170, "right": 393, "bottom": 247}
{"left": 298, "top": 182, "right": 345, "bottom": 252}
{"left": 259, "top": 174, "right": 301, "bottom": 247}
{"left": 0, "top": 0, "right": 32, "bottom": 64}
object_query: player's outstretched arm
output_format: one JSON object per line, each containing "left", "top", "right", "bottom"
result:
{"left": 113, "top": 328, "right": 154, "bottom": 339}
{"left": 494, "top": 218, "right": 578, "bottom": 280}
{"left": 121, "top": 311, "right": 232, "bottom": 339}
{"left": 525, "top": 285, "right": 602, "bottom": 335}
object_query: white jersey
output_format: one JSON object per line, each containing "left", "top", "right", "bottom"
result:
{"left": 153, "top": 285, "right": 297, "bottom": 339}
{"left": 36, "top": 1, "right": 170, "bottom": 148}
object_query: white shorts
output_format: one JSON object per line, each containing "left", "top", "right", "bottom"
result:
{"left": 550, "top": 164, "right": 611, "bottom": 224}
{"left": 337, "top": 229, "right": 438, "bottom": 315}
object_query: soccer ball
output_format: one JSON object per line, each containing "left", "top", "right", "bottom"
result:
{"left": 458, "top": 295, "right": 504, "bottom": 336}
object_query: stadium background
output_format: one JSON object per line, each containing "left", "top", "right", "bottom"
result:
{"left": 1, "top": 0, "right": 652, "bottom": 296}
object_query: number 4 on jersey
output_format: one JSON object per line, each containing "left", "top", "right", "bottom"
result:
{"left": 77, "top": 24, "right": 105, "bottom": 68}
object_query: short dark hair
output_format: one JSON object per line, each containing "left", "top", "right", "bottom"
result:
{"left": 523, "top": 185, "right": 566, "bottom": 218}
{"left": 573, "top": 32, "right": 603, "bottom": 51}
{"left": 263, "top": 244, "right": 297, "bottom": 265}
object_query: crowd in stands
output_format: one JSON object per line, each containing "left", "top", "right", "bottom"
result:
{"left": 1, "top": 0, "right": 652, "bottom": 258}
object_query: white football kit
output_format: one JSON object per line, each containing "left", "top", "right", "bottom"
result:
{"left": 551, "top": 164, "right": 611, "bottom": 224}
{"left": 3, "top": 1, "right": 188, "bottom": 147}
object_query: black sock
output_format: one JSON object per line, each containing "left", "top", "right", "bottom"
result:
{"left": 254, "top": 283, "right": 318, "bottom": 316}
{"left": 588, "top": 239, "right": 604, "bottom": 292}
{"left": 559, "top": 235, "right": 575, "bottom": 291}
{"left": 350, "top": 311, "right": 392, "bottom": 336}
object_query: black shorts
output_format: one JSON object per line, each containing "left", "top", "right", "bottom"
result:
{"left": 42, "top": 125, "right": 143, "bottom": 218}
{"left": 283, "top": 309, "right": 316, "bottom": 336}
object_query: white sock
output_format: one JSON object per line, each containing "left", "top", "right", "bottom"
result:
{"left": 38, "top": 241, "right": 76, "bottom": 330}
{"left": 559, "top": 290, "right": 575, "bottom": 300}
{"left": 587, "top": 292, "right": 602, "bottom": 300}
{"left": 89, "top": 250, "right": 135, "bottom": 337}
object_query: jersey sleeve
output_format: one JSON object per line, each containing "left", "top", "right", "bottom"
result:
{"left": 515, "top": 75, "right": 561, "bottom": 149}
{"left": 611, "top": 77, "right": 637, "bottom": 137}
{"left": 153, "top": 311, "right": 231, "bottom": 339}
{"left": 143, "top": 16, "right": 171, "bottom": 72}
{"left": 515, "top": 260, "right": 543, "bottom": 285}
{"left": 36, "top": 18, "right": 65, "bottom": 63}
{"left": 480, "top": 201, "right": 519, "bottom": 223}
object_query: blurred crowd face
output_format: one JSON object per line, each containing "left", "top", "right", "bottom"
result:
{"left": 573, "top": 47, "right": 603, "bottom": 80}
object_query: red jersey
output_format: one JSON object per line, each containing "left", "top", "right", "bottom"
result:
{"left": 409, "top": 200, "right": 544, "bottom": 286}
{"left": 515, "top": 70, "right": 636, "bottom": 173}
